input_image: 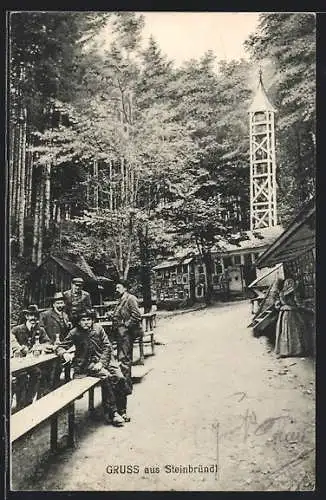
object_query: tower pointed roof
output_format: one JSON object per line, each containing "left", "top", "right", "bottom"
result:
{"left": 248, "top": 70, "right": 277, "bottom": 113}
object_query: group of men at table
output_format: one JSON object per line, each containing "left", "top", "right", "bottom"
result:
{"left": 11, "top": 277, "right": 144, "bottom": 427}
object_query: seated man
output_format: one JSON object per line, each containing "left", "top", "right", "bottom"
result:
{"left": 55, "top": 309, "right": 129, "bottom": 427}
{"left": 39, "top": 291, "right": 72, "bottom": 343}
{"left": 39, "top": 291, "right": 73, "bottom": 388}
{"left": 11, "top": 305, "right": 51, "bottom": 409}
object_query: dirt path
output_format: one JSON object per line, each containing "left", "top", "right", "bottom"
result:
{"left": 12, "top": 301, "right": 315, "bottom": 491}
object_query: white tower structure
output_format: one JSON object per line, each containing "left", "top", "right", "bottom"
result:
{"left": 249, "top": 71, "right": 277, "bottom": 230}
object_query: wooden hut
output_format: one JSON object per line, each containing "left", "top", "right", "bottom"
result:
{"left": 24, "top": 254, "right": 114, "bottom": 308}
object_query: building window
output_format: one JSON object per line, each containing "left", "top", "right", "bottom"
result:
{"left": 199, "top": 273, "right": 206, "bottom": 283}
{"left": 234, "top": 254, "right": 241, "bottom": 265}
{"left": 223, "top": 256, "right": 232, "bottom": 268}
{"left": 244, "top": 253, "right": 252, "bottom": 266}
{"left": 183, "top": 264, "right": 188, "bottom": 273}
{"left": 215, "top": 262, "right": 223, "bottom": 274}
{"left": 182, "top": 275, "right": 188, "bottom": 284}
{"left": 198, "top": 265, "right": 204, "bottom": 273}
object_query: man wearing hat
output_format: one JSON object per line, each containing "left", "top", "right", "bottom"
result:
{"left": 39, "top": 292, "right": 73, "bottom": 388}
{"left": 11, "top": 305, "right": 51, "bottom": 408}
{"left": 63, "top": 277, "right": 92, "bottom": 324}
{"left": 11, "top": 304, "right": 50, "bottom": 349}
{"left": 56, "top": 309, "right": 128, "bottom": 427}
{"left": 39, "top": 292, "right": 72, "bottom": 343}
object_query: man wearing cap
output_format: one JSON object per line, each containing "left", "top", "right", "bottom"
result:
{"left": 63, "top": 277, "right": 92, "bottom": 324}
{"left": 11, "top": 305, "right": 51, "bottom": 408}
{"left": 112, "top": 280, "right": 143, "bottom": 422}
{"left": 56, "top": 309, "right": 129, "bottom": 427}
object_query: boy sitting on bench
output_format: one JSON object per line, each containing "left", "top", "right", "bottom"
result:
{"left": 55, "top": 309, "right": 129, "bottom": 427}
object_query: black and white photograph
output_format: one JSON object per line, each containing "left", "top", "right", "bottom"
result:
{"left": 7, "top": 11, "right": 316, "bottom": 492}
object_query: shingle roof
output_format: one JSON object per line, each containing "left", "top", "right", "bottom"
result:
{"left": 212, "top": 225, "right": 284, "bottom": 254}
{"left": 255, "top": 197, "right": 315, "bottom": 268}
{"left": 50, "top": 256, "right": 97, "bottom": 282}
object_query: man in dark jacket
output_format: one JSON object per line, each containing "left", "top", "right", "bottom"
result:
{"left": 112, "top": 280, "right": 143, "bottom": 422}
{"left": 11, "top": 305, "right": 51, "bottom": 408}
{"left": 55, "top": 309, "right": 128, "bottom": 427}
{"left": 63, "top": 277, "right": 92, "bottom": 324}
{"left": 11, "top": 304, "right": 51, "bottom": 349}
{"left": 39, "top": 291, "right": 73, "bottom": 388}
{"left": 39, "top": 291, "right": 72, "bottom": 342}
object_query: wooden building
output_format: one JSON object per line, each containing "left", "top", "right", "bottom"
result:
{"left": 152, "top": 225, "right": 283, "bottom": 307}
{"left": 24, "top": 254, "right": 114, "bottom": 308}
{"left": 255, "top": 196, "right": 315, "bottom": 354}
{"left": 152, "top": 256, "right": 196, "bottom": 307}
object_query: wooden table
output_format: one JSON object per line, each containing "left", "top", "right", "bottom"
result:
{"left": 11, "top": 353, "right": 58, "bottom": 376}
{"left": 11, "top": 352, "right": 68, "bottom": 414}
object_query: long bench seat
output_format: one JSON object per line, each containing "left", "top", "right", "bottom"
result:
{"left": 11, "top": 376, "right": 100, "bottom": 450}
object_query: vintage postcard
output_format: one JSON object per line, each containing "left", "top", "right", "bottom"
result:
{"left": 7, "top": 11, "right": 316, "bottom": 492}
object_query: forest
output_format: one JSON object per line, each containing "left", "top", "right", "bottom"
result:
{"left": 9, "top": 12, "right": 316, "bottom": 317}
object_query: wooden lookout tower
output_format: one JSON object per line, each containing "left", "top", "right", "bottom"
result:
{"left": 248, "top": 70, "right": 277, "bottom": 230}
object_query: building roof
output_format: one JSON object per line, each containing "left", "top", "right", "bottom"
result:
{"left": 152, "top": 226, "right": 284, "bottom": 271}
{"left": 255, "top": 197, "right": 315, "bottom": 268}
{"left": 248, "top": 263, "right": 283, "bottom": 289}
{"left": 152, "top": 259, "right": 180, "bottom": 271}
{"left": 212, "top": 225, "right": 284, "bottom": 254}
{"left": 248, "top": 72, "right": 277, "bottom": 113}
{"left": 48, "top": 255, "right": 98, "bottom": 282}
{"left": 152, "top": 255, "right": 194, "bottom": 271}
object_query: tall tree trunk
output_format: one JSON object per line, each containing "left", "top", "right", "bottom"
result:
{"left": 120, "top": 157, "right": 125, "bottom": 207}
{"left": 86, "top": 171, "right": 90, "bottom": 205}
{"left": 203, "top": 249, "right": 214, "bottom": 306}
{"left": 36, "top": 168, "right": 45, "bottom": 265}
{"left": 32, "top": 173, "right": 41, "bottom": 263}
{"left": 109, "top": 160, "right": 113, "bottom": 210}
{"left": 43, "top": 162, "right": 51, "bottom": 229}
{"left": 93, "top": 159, "right": 99, "bottom": 210}
{"left": 138, "top": 223, "right": 152, "bottom": 313}
{"left": 9, "top": 121, "right": 16, "bottom": 216}
{"left": 18, "top": 108, "right": 27, "bottom": 257}
{"left": 13, "top": 120, "right": 22, "bottom": 232}
{"left": 25, "top": 141, "right": 34, "bottom": 217}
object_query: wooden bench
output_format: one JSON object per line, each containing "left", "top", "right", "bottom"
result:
{"left": 97, "top": 313, "right": 157, "bottom": 365}
{"left": 138, "top": 312, "right": 157, "bottom": 358}
{"left": 11, "top": 376, "right": 101, "bottom": 452}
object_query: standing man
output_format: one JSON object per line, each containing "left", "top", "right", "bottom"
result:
{"left": 112, "top": 280, "right": 143, "bottom": 422}
{"left": 63, "top": 277, "right": 92, "bottom": 325}
{"left": 39, "top": 291, "right": 72, "bottom": 343}
{"left": 11, "top": 305, "right": 51, "bottom": 408}
{"left": 55, "top": 309, "right": 128, "bottom": 427}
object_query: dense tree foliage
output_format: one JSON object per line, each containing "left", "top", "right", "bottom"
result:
{"left": 9, "top": 12, "right": 315, "bottom": 311}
